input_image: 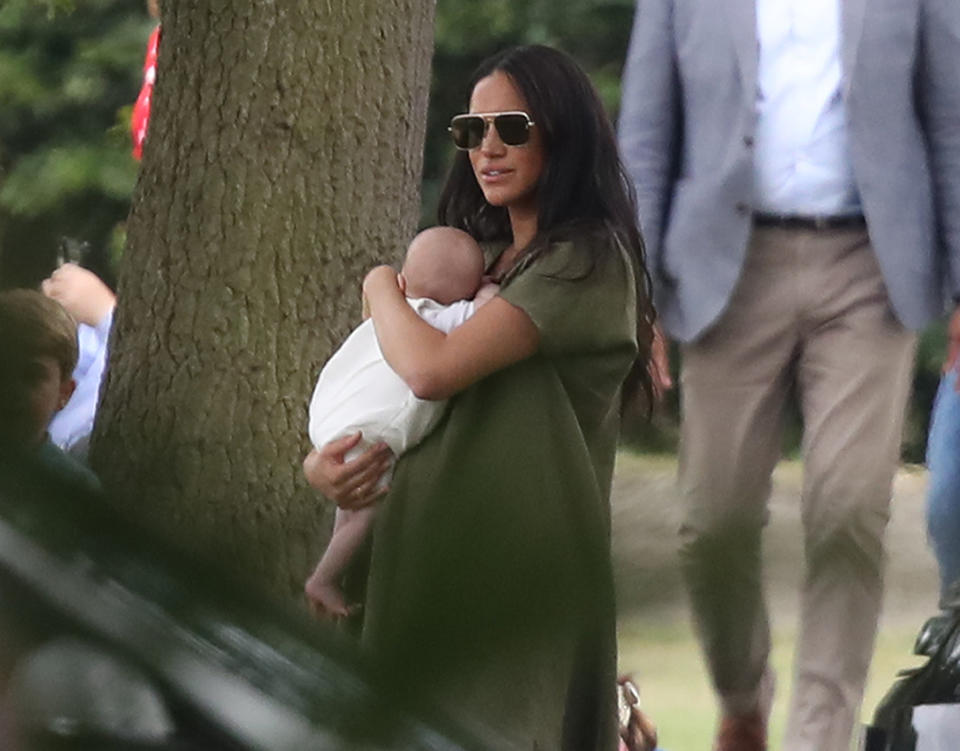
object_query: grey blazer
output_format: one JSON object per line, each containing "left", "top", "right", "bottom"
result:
{"left": 618, "top": 0, "right": 960, "bottom": 342}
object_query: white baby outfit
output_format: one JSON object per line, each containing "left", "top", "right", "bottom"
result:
{"left": 308, "top": 297, "right": 476, "bottom": 481}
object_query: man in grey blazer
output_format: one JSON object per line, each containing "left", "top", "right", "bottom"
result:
{"left": 618, "top": 1, "right": 960, "bottom": 750}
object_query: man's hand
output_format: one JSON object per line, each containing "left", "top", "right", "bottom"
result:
{"left": 946, "top": 305, "right": 960, "bottom": 389}
{"left": 41, "top": 263, "right": 116, "bottom": 327}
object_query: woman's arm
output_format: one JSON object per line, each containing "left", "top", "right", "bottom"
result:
{"left": 363, "top": 266, "right": 539, "bottom": 400}
{"left": 305, "top": 271, "right": 532, "bottom": 508}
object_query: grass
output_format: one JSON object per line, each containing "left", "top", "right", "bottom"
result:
{"left": 610, "top": 454, "right": 937, "bottom": 750}
{"left": 617, "top": 615, "right": 926, "bottom": 750}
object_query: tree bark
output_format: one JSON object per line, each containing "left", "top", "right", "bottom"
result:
{"left": 91, "top": 0, "right": 436, "bottom": 599}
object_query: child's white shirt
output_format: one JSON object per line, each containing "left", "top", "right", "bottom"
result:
{"left": 308, "top": 297, "right": 476, "bottom": 464}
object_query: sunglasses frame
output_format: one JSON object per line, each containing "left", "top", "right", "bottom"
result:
{"left": 448, "top": 111, "right": 536, "bottom": 151}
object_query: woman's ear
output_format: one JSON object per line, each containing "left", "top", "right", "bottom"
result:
{"left": 397, "top": 272, "right": 407, "bottom": 294}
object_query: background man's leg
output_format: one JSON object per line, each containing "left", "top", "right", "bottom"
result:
{"left": 679, "top": 228, "right": 800, "bottom": 727}
{"left": 786, "top": 229, "right": 915, "bottom": 751}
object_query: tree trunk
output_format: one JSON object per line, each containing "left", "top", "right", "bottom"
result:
{"left": 91, "top": 0, "right": 436, "bottom": 599}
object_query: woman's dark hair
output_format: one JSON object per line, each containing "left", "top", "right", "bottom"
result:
{"left": 437, "top": 44, "right": 657, "bottom": 409}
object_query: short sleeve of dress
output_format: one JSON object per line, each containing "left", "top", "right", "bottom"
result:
{"left": 498, "top": 236, "right": 638, "bottom": 357}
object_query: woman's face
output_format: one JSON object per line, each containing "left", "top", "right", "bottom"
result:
{"left": 467, "top": 71, "right": 546, "bottom": 215}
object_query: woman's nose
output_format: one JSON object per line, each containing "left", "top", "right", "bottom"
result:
{"left": 479, "top": 123, "right": 506, "bottom": 155}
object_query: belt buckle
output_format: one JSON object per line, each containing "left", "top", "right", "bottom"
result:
{"left": 812, "top": 215, "right": 830, "bottom": 231}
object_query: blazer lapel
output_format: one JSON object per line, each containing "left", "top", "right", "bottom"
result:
{"left": 841, "top": 0, "right": 867, "bottom": 97}
{"left": 726, "top": 0, "right": 758, "bottom": 101}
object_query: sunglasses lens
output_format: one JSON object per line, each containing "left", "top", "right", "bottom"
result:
{"left": 494, "top": 113, "right": 531, "bottom": 146}
{"left": 450, "top": 116, "right": 485, "bottom": 150}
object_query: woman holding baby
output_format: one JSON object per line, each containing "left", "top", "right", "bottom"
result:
{"left": 304, "top": 45, "right": 655, "bottom": 750}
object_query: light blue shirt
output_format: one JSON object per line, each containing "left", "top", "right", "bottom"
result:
{"left": 48, "top": 307, "right": 113, "bottom": 460}
{"left": 753, "top": 0, "right": 862, "bottom": 216}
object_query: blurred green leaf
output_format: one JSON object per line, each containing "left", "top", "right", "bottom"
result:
{"left": 0, "top": 143, "right": 137, "bottom": 215}
{"left": 0, "top": 0, "right": 152, "bottom": 286}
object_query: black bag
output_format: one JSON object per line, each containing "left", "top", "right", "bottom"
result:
{"left": 864, "top": 611, "right": 960, "bottom": 750}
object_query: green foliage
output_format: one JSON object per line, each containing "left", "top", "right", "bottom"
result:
{"left": 0, "top": 143, "right": 137, "bottom": 215}
{"left": 0, "top": 0, "right": 75, "bottom": 20}
{"left": 0, "top": 0, "right": 152, "bottom": 289}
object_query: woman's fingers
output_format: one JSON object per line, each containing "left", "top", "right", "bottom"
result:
{"left": 333, "top": 441, "right": 391, "bottom": 490}
{"left": 649, "top": 324, "right": 672, "bottom": 400}
{"left": 336, "top": 456, "right": 393, "bottom": 508}
{"left": 302, "top": 448, "right": 338, "bottom": 494}
{"left": 338, "top": 458, "right": 389, "bottom": 495}
{"left": 303, "top": 434, "right": 392, "bottom": 505}
{"left": 341, "top": 479, "right": 390, "bottom": 510}
{"left": 305, "top": 432, "right": 368, "bottom": 488}
{"left": 319, "top": 431, "right": 364, "bottom": 461}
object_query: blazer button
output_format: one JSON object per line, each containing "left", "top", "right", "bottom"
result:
{"left": 743, "top": 135, "right": 754, "bottom": 147}
{"left": 735, "top": 202, "right": 750, "bottom": 215}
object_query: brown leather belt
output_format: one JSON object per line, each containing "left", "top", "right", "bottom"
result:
{"left": 753, "top": 213, "right": 866, "bottom": 231}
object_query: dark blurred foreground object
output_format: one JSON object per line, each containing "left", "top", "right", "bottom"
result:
{"left": 0, "top": 458, "right": 482, "bottom": 751}
{"left": 863, "top": 602, "right": 960, "bottom": 751}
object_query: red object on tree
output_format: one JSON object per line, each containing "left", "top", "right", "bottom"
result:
{"left": 131, "top": 25, "right": 161, "bottom": 161}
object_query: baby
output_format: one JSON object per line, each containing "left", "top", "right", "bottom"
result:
{"left": 305, "top": 226, "right": 497, "bottom": 617}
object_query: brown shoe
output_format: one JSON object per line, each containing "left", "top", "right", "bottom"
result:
{"left": 713, "top": 710, "right": 767, "bottom": 751}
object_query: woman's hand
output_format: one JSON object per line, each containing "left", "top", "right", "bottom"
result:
{"left": 649, "top": 323, "right": 673, "bottom": 401}
{"left": 362, "top": 265, "right": 403, "bottom": 301}
{"left": 303, "top": 433, "right": 393, "bottom": 509}
{"left": 361, "top": 268, "right": 404, "bottom": 320}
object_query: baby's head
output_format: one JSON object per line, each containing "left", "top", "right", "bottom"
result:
{"left": 0, "top": 289, "right": 78, "bottom": 451}
{"left": 400, "top": 227, "right": 484, "bottom": 305}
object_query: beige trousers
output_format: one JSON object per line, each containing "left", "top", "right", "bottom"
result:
{"left": 678, "top": 226, "right": 916, "bottom": 751}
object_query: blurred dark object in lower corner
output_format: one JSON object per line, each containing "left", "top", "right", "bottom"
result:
{"left": 863, "top": 601, "right": 960, "bottom": 751}
{"left": 0, "top": 457, "right": 484, "bottom": 751}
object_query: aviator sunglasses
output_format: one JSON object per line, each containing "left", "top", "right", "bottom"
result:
{"left": 448, "top": 111, "right": 536, "bottom": 150}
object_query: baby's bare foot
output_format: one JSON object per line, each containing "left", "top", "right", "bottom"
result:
{"left": 304, "top": 574, "right": 351, "bottom": 619}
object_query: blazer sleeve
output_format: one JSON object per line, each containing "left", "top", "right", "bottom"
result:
{"left": 617, "top": 0, "right": 681, "bottom": 291}
{"left": 919, "top": 0, "right": 960, "bottom": 301}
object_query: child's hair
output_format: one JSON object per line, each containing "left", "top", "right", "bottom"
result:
{"left": 402, "top": 227, "right": 484, "bottom": 305}
{"left": 0, "top": 289, "right": 79, "bottom": 378}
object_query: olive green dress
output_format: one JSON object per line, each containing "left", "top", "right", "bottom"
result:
{"left": 362, "top": 231, "right": 639, "bottom": 750}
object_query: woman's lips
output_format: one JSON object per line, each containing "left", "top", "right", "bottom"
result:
{"left": 479, "top": 167, "right": 513, "bottom": 183}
